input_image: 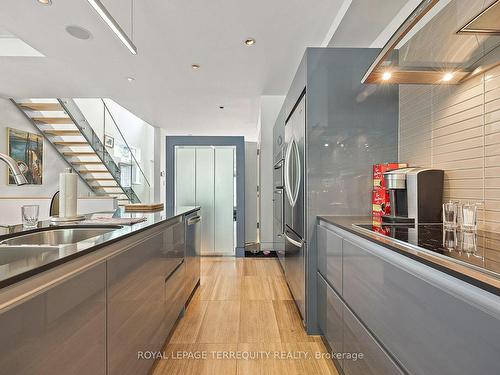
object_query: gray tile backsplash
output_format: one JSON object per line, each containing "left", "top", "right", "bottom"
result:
{"left": 399, "top": 65, "right": 500, "bottom": 232}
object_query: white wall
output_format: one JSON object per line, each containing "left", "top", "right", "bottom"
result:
{"left": 75, "top": 98, "right": 157, "bottom": 203}
{"left": 245, "top": 141, "right": 258, "bottom": 243}
{"left": 104, "top": 99, "right": 155, "bottom": 202}
{"left": 258, "top": 96, "right": 285, "bottom": 250}
{"left": 0, "top": 98, "right": 92, "bottom": 200}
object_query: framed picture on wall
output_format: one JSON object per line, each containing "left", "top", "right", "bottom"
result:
{"left": 104, "top": 134, "right": 114, "bottom": 148}
{"left": 7, "top": 127, "right": 43, "bottom": 185}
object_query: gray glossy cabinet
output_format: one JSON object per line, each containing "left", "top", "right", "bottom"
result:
{"left": 107, "top": 218, "right": 185, "bottom": 375}
{"left": 317, "top": 225, "right": 343, "bottom": 293}
{"left": 343, "top": 301, "right": 404, "bottom": 375}
{"left": 318, "top": 221, "right": 500, "bottom": 375}
{"left": 317, "top": 269, "right": 400, "bottom": 375}
{"left": 318, "top": 273, "right": 343, "bottom": 366}
{"left": 342, "top": 237, "right": 500, "bottom": 375}
{"left": 0, "top": 262, "right": 106, "bottom": 375}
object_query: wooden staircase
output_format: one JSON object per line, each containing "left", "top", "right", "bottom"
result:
{"left": 13, "top": 99, "right": 139, "bottom": 206}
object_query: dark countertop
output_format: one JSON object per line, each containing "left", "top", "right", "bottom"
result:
{"left": 318, "top": 216, "right": 500, "bottom": 295}
{"left": 0, "top": 206, "right": 200, "bottom": 289}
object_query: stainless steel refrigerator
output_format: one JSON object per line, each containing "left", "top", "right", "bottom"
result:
{"left": 272, "top": 48, "right": 399, "bottom": 333}
{"left": 283, "top": 93, "right": 306, "bottom": 319}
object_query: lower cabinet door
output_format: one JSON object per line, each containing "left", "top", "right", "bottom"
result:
{"left": 165, "top": 261, "right": 186, "bottom": 334}
{"left": 317, "top": 224, "right": 343, "bottom": 293}
{"left": 0, "top": 262, "right": 106, "bottom": 375}
{"left": 107, "top": 227, "right": 174, "bottom": 375}
{"left": 343, "top": 306, "right": 404, "bottom": 375}
{"left": 318, "top": 272, "right": 344, "bottom": 368}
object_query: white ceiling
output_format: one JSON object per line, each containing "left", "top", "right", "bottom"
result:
{"left": 0, "top": 0, "right": 347, "bottom": 141}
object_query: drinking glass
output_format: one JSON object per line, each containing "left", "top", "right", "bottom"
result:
{"left": 461, "top": 203, "right": 477, "bottom": 231}
{"left": 22, "top": 205, "right": 39, "bottom": 228}
{"left": 442, "top": 201, "right": 459, "bottom": 228}
{"left": 460, "top": 231, "right": 477, "bottom": 253}
{"left": 442, "top": 229, "right": 458, "bottom": 251}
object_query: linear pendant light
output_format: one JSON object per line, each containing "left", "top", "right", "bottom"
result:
{"left": 87, "top": 0, "right": 137, "bottom": 55}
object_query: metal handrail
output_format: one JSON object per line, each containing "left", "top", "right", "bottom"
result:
{"left": 100, "top": 99, "right": 151, "bottom": 188}
{"left": 58, "top": 98, "right": 140, "bottom": 203}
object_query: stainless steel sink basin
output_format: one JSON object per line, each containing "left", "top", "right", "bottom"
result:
{"left": 0, "top": 246, "right": 59, "bottom": 266}
{"left": 0, "top": 227, "right": 120, "bottom": 246}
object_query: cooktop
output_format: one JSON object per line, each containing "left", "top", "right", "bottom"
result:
{"left": 355, "top": 224, "right": 499, "bottom": 275}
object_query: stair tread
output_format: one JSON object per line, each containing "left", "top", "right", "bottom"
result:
{"left": 54, "top": 141, "right": 88, "bottom": 145}
{"left": 79, "top": 170, "right": 110, "bottom": 173}
{"left": 19, "top": 103, "right": 62, "bottom": 111}
{"left": 32, "top": 117, "right": 74, "bottom": 124}
{"left": 86, "top": 178, "right": 114, "bottom": 181}
{"left": 44, "top": 130, "right": 81, "bottom": 136}
{"left": 63, "top": 152, "right": 96, "bottom": 156}
{"left": 71, "top": 161, "right": 104, "bottom": 165}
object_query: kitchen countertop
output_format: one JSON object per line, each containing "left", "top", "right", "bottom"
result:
{"left": 0, "top": 206, "right": 200, "bottom": 289}
{"left": 318, "top": 216, "right": 500, "bottom": 295}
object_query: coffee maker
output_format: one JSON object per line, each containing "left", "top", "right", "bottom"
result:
{"left": 383, "top": 168, "right": 444, "bottom": 224}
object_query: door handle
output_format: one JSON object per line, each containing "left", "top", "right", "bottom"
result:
{"left": 187, "top": 216, "right": 201, "bottom": 225}
{"left": 285, "top": 232, "right": 303, "bottom": 248}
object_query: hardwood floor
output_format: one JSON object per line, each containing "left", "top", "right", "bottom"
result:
{"left": 152, "top": 258, "right": 339, "bottom": 375}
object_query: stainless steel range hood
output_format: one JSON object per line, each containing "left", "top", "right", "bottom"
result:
{"left": 458, "top": 0, "right": 500, "bottom": 35}
{"left": 362, "top": 0, "right": 500, "bottom": 84}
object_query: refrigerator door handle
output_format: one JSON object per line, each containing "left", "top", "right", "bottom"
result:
{"left": 285, "top": 232, "right": 303, "bottom": 248}
{"left": 284, "top": 141, "right": 293, "bottom": 205}
{"left": 291, "top": 139, "right": 301, "bottom": 206}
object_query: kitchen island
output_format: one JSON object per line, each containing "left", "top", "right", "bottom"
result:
{"left": 316, "top": 216, "right": 500, "bottom": 375}
{"left": 0, "top": 206, "right": 201, "bottom": 375}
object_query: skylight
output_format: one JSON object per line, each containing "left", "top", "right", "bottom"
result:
{"left": 0, "top": 28, "right": 44, "bottom": 57}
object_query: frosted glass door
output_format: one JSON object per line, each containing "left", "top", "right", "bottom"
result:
{"left": 196, "top": 148, "right": 215, "bottom": 254}
{"left": 175, "top": 148, "right": 195, "bottom": 207}
{"left": 214, "top": 148, "right": 235, "bottom": 254}
{"left": 174, "top": 145, "right": 236, "bottom": 256}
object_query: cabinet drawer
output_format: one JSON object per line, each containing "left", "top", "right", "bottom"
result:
{"left": 342, "top": 236, "right": 500, "bottom": 375}
{"left": 317, "top": 224, "right": 343, "bottom": 293}
{"left": 317, "top": 273, "right": 344, "bottom": 366}
{"left": 165, "top": 260, "right": 186, "bottom": 333}
{"left": 343, "top": 304, "right": 404, "bottom": 375}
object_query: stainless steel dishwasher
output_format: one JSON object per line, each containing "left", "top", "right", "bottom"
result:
{"left": 185, "top": 211, "right": 201, "bottom": 300}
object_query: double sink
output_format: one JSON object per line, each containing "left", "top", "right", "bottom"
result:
{"left": 0, "top": 226, "right": 121, "bottom": 267}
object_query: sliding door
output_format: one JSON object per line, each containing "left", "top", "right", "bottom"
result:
{"left": 175, "top": 146, "right": 236, "bottom": 255}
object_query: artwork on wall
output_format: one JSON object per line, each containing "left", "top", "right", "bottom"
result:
{"left": 104, "top": 134, "right": 114, "bottom": 148}
{"left": 7, "top": 128, "right": 43, "bottom": 185}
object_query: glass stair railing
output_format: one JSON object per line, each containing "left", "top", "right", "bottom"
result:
{"left": 11, "top": 98, "right": 149, "bottom": 206}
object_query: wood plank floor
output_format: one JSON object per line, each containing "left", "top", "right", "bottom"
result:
{"left": 152, "top": 257, "right": 339, "bottom": 375}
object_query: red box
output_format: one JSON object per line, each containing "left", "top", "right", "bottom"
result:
{"left": 372, "top": 215, "right": 382, "bottom": 227}
{"left": 373, "top": 163, "right": 407, "bottom": 188}
{"left": 372, "top": 188, "right": 390, "bottom": 215}
{"left": 373, "top": 225, "right": 391, "bottom": 235}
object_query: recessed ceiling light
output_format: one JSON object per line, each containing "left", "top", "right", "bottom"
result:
{"left": 127, "top": 77, "right": 135, "bottom": 82}
{"left": 382, "top": 71, "right": 392, "bottom": 81}
{"left": 191, "top": 64, "right": 200, "bottom": 70}
{"left": 244, "top": 38, "right": 256, "bottom": 46}
{"left": 65, "top": 25, "right": 93, "bottom": 40}
{"left": 324, "top": 143, "right": 329, "bottom": 147}
{"left": 442, "top": 72, "right": 454, "bottom": 82}
{"left": 37, "top": 0, "right": 52, "bottom": 5}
